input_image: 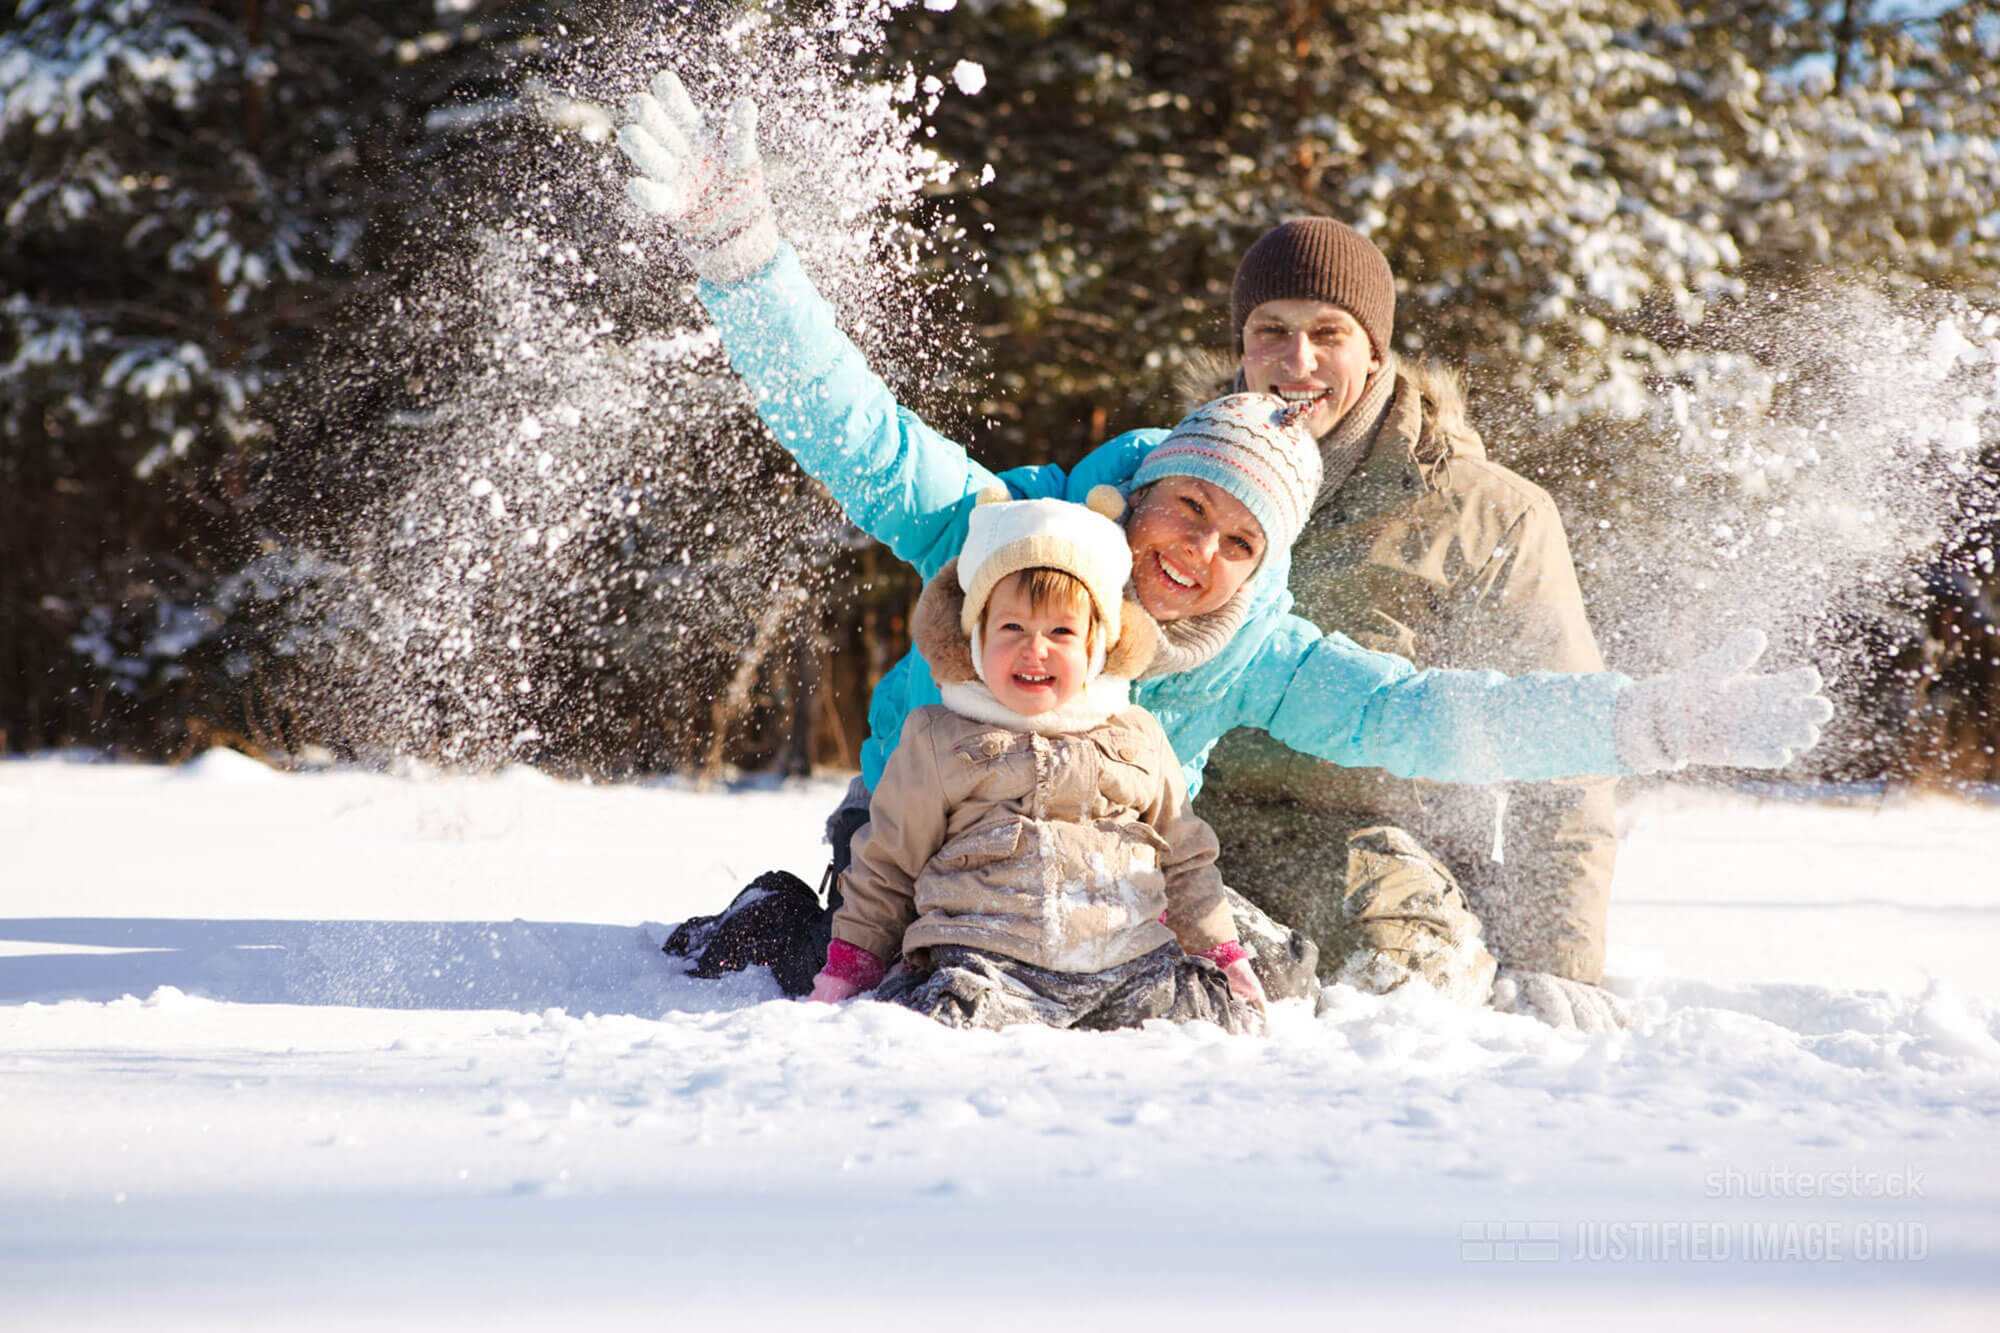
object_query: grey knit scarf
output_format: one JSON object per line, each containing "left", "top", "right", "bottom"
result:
{"left": 1314, "top": 352, "right": 1399, "bottom": 509}
{"left": 1136, "top": 580, "right": 1254, "bottom": 681}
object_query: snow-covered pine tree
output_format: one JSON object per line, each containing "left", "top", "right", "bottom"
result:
{"left": 0, "top": 0, "right": 500, "bottom": 753}
{"left": 0, "top": 1, "right": 893, "bottom": 773}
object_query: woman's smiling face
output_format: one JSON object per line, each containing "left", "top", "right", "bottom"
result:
{"left": 1122, "top": 478, "right": 1267, "bottom": 622}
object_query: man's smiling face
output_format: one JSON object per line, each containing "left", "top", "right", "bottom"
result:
{"left": 1238, "top": 298, "right": 1382, "bottom": 439}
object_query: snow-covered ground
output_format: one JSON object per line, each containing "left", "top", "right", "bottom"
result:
{"left": 5, "top": 752, "right": 1998, "bottom": 1328}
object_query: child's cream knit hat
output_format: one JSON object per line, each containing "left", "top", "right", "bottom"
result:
{"left": 957, "top": 486, "right": 1133, "bottom": 645}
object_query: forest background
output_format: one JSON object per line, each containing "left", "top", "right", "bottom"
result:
{"left": 4, "top": 0, "right": 1997, "bottom": 786}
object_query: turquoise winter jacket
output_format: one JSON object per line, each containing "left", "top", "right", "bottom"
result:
{"left": 699, "top": 243, "right": 1632, "bottom": 794}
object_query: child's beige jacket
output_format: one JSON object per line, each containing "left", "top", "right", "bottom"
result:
{"left": 832, "top": 559, "right": 1237, "bottom": 973}
{"left": 834, "top": 703, "right": 1236, "bottom": 972}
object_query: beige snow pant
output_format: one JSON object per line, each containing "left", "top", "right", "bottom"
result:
{"left": 1199, "top": 793, "right": 1498, "bottom": 1005}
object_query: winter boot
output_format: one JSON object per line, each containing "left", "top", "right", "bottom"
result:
{"left": 1329, "top": 826, "right": 1497, "bottom": 1004}
{"left": 662, "top": 870, "right": 830, "bottom": 997}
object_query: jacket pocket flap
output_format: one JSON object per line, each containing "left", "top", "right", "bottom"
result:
{"left": 1088, "top": 732, "right": 1143, "bottom": 766}
{"left": 934, "top": 818, "right": 1025, "bottom": 869}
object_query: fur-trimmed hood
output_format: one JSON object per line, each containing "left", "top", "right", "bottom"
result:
{"left": 1173, "top": 349, "right": 1485, "bottom": 478}
{"left": 912, "top": 557, "right": 1160, "bottom": 687}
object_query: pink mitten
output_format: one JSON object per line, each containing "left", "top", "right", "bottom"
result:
{"left": 1222, "top": 958, "right": 1268, "bottom": 1012}
{"left": 1195, "top": 941, "right": 1267, "bottom": 1012}
{"left": 806, "top": 939, "right": 885, "bottom": 1003}
{"left": 807, "top": 972, "right": 861, "bottom": 1004}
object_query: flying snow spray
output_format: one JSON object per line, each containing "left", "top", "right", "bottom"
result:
{"left": 1555, "top": 282, "right": 2000, "bottom": 776}
{"left": 263, "top": 1, "right": 983, "bottom": 773}
{"left": 262, "top": 0, "right": 1996, "bottom": 786}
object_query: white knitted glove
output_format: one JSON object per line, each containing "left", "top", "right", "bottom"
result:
{"left": 1492, "top": 968, "right": 1630, "bottom": 1033}
{"left": 1613, "top": 630, "right": 1833, "bottom": 773}
{"left": 616, "top": 68, "right": 778, "bottom": 286}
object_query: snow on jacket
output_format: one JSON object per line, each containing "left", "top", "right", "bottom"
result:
{"left": 1158, "top": 353, "right": 1618, "bottom": 982}
{"left": 833, "top": 566, "right": 1235, "bottom": 972}
{"left": 696, "top": 242, "right": 1635, "bottom": 796}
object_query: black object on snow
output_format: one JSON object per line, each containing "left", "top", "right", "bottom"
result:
{"left": 662, "top": 869, "right": 831, "bottom": 997}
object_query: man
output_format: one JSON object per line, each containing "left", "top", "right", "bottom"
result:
{"left": 1186, "top": 218, "right": 1625, "bottom": 1031}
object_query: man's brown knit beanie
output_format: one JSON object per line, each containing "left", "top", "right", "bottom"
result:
{"left": 1231, "top": 218, "right": 1396, "bottom": 358}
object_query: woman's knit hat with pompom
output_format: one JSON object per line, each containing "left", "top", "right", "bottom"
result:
{"left": 1129, "top": 392, "right": 1323, "bottom": 558}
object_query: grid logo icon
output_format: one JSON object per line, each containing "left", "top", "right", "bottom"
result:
{"left": 1461, "top": 1221, "right": 1560, "bottom": 1261}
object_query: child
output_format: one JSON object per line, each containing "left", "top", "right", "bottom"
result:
{"left": 806, "top": 488, "right": 1267, "bottom": 1033}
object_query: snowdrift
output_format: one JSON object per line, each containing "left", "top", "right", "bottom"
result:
{"left": 4, "top": 755, "right": 1997, "bottom": 1328}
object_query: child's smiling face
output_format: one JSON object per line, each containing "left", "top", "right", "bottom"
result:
{"left": 980, "top": 573, "right": 1094, "bottom": 716}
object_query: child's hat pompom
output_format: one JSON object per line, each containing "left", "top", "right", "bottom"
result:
{"left": 1085, "top": 484, "right": 1126, "bottom": 522}
{"left": 976, "top": 484, "right": 1011, "bottom": 507}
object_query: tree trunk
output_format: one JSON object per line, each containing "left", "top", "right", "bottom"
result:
{"left": 1832, "top": 0, "right": 1860, "bottom": 93}
{"left": 700, "top": 588, "right": 807, "bottom": 788}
